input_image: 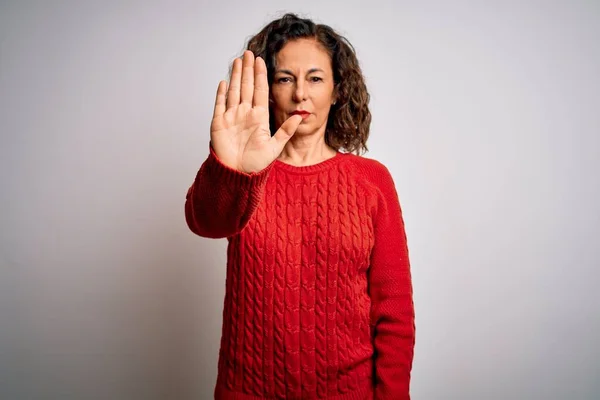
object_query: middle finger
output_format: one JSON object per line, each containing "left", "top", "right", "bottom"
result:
{"left": 240, "top": 51, "right": 255, "bottom": 105}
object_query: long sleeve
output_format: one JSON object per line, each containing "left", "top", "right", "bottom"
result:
{"left": 368, "top": 166, "right": 416, "bottom": 400}
{"left": 185, "top": 142, "right": 274, "bottom": 238}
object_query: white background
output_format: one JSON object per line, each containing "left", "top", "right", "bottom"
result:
{"left": 1, "top": 1, "right": 599, "bottom": 399}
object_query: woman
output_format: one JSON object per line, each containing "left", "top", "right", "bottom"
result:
{"left": 185, "top": 13, "right": 415, "bottom": 400}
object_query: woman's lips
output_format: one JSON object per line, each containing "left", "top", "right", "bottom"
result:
{"left": 291, "top": 111, "right": 311, "bottom": 120}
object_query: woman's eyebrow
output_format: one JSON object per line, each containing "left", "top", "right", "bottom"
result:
{"left": 275, "top": 68, "right": 325, "bottom": 75}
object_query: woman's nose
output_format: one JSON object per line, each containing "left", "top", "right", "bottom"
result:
{"left": 293, "top": 81, "right": 306, "bottom": 102}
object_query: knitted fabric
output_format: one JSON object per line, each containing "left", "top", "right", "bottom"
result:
{"left": 185, "top": 143, "right": 415, "bottom": 399}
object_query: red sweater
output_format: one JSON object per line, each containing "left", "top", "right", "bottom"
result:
{"left": 185, "top": 143, "right": 415, "bottom": 399}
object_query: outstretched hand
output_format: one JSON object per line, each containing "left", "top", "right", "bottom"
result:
{"left": 209, "top": 50, "right": 302, "bottom": 174}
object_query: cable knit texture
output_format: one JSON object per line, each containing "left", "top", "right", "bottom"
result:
{"left": 185, "top": 143, "right": 415, "bottom": 399}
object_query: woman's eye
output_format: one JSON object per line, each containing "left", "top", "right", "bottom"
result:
{"left": 310, "top": 77, "right": 323, "bottom": 82}
{"left": 277, "top": 77, "right": 291, "bottom": 83}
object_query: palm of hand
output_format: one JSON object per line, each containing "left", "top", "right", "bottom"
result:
{"left": 209, "top": 51, "right": 302, "bottom": 174}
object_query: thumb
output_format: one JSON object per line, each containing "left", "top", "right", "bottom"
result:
{"left": 270, "top": 114, "right": 302, "bottom": 155}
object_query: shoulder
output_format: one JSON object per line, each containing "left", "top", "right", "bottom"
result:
{"left": 340, "top": 152, "right": 397, "bottom": 190}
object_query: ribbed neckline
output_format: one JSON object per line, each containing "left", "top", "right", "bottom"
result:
{"left": 273, "top": 151, "right": 345, "bottom": 174}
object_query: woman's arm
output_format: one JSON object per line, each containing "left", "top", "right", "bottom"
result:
{"left": 185, "top": 141, "right": 274, "bottom": 238}
{"left": 368, "top": 165, "right": 416, "bottom": 400}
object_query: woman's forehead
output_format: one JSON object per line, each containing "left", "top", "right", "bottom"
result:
{"left": 275, "top": 39, "right": 332, "bottom": 72}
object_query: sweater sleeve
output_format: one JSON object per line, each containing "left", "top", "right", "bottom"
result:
{"left": 184, "top": 142, "right": 274, "bottom": 238}
{"left": 368, "top": 164, "right": 416, "bottom": 400}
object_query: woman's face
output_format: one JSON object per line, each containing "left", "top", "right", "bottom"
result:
{"left": 270, "top": 38, "right": 336, "bottom": 137}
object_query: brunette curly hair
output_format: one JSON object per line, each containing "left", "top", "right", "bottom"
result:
{"left": 244, "top": 13, "right": 371, "bottom": 155}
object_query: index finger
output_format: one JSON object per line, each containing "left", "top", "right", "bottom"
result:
{"left": 253, "top": 56, "right": 269, "bottom": 108}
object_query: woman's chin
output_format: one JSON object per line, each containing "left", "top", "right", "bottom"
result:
{"left": 294, "top": 122, "right": 321, "bottom": 135}
{"left": 276, "top": 119, "right": 323, "bottom": 136}
{"left": 293, "top": 125, "right": 312, "bottom": 135}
